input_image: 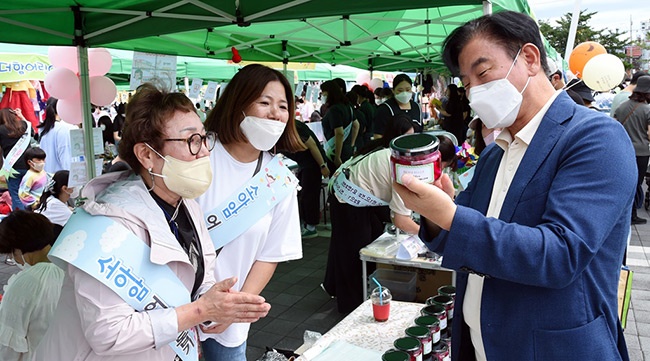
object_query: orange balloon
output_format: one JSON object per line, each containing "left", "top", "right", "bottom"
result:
{"left": 569, "top": 42, "right": 607, "bottom": 79}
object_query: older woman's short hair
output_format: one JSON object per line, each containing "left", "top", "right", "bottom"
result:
{"left": 205, "top": 64, "right": 305, "bottom": 153}
{"left": 118, "top": 83, "right": 196, "bottom": 173}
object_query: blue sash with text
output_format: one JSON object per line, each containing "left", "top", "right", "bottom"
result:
{"left": 203, "top": 155, "right": 299, "bottom": 250}
{"left": 48, "top": 208, "right": 198, "bottom": 361}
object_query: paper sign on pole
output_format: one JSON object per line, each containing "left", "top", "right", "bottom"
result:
{"left": 203, "top": 81, "right": 219, "bottom": 101}
{"left": 130, "top": 52, "right": 177, "bottom": 91}
{"left": 188, "top": 78, "right": 203, "bottom": 99}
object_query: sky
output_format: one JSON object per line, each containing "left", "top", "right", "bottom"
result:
{"left": 527, "top": 0, "right": 650, "bottom": 40}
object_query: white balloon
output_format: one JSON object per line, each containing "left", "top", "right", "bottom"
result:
{"left": 582, "top": 54, "right": 625, "bottom": 92}
{"left": 356, "top": 72, "right": 371, "bottom": 85}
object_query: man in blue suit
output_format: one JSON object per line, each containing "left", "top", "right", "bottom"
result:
{"left": 395, "top": 11, "right": 634, "bottom": 361}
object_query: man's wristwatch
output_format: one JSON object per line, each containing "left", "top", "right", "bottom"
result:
{"left": 320, "top": 163, "right": 327, "bottom": 169}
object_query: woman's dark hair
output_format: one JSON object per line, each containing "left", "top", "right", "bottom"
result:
{"left": 332, "top": 78, "right": 347, "bottom": 92}
{"left": 0, "top": 108, "right": 26, "bottom": 138}
{"left": 38, "top": 98, "right": 58, "bottom": 137}
{"left": 357, "top": 114, "right": 413, "bottom": 155}
{"left": 381, "top": 88, "right": 393, "bottom": 99}
{"left": 205, "top": 64, "right": 305, "bottom": 153}
{"left": 320, "top": 80, "right": 349, "bottom": 107}
{"left": 442, "top": 10, "right": 548, "bottom": 77}
{"left": 629, "top": 92, "right": 650, "bottom": 103}
{"left": 392, "top": 74, "right": 413, "bottom": 89}
{"left": 352, "top": 85, "right": 375, "bottom": 105}
{"left": 471, "top": 118, "right": 487, "bottom": 155}
{"left": 437, "top": 135, "right": 458, "bottom": 171}
{"left": 345, "top": 91, "right": 359, "bottom": 108}
{"left": 0, "top": 210, "right": 54, "bottom": 254}
{"left": 35, "top": 170, "right": 69, "bottom": 213}
{"left": 445, "top": 84, "right": 462, "bottom": 115}
{"left": 24, "top": 147, "right": 46, "bottom": 166}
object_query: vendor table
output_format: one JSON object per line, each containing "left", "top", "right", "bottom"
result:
{"left": 360, "top": 232, "right": 456, "bottom": 300}
{"left": 296, "top": 299, "right": 425, "bottom": 359}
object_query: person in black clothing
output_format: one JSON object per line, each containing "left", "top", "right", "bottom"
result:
{"left": 281, "top": 121, "right": 330, "bottom": 238}
{"left": 346, "top": 91, "right": 368, "bottom": 151}
{"left": 352, "top": 85, "right": 377, "bottom": 147}
{"left": 438, "top": 84, "right": 467, "bottom": 144}
{"left": 112, "top": 103, "right": 126, "bottom": 144}
{"left": 373, "top": 73, "right": 422, "bottom": 137}
{"left": 320, "top": 80, "right": 359, "bottom": 171}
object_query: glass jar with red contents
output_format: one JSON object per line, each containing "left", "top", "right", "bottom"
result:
{"left": 421, "top": 304, "right": 448, "bottom": 338}
{"left": 406, "top": 326, "right": 432, "bottom": 360}
{"left": 432, "top": 341, "right": 451, "bottom": 361}
{"left": 394, "top": 337, "right": 423, "bottom": 361}
{"left": 382, "top": 349, "right": 411, "bottom": 361}
{"left": 390, "top": 133, "right": 441, "bottom": 185}
{"left": 414, "top": 315, "right": 441, "bottom": 345}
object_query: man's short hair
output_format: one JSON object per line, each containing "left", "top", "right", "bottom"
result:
{"left": 442, "top": 11, "right": 548, "bottom": 77}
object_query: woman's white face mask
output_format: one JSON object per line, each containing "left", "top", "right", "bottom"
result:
{"left": 240, "top": 114, "right": 287, "bottom": 151}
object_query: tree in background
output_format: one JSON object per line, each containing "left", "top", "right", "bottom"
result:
{"left": 539, "top": 10, "right": 629, "bottom": 67}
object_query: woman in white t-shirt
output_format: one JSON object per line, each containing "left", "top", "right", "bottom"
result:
{"left": 197, "top": 64, "right": 306, "bottom": 360}
{"left": 34, "top": 170, "right": 75, "bottom": 227}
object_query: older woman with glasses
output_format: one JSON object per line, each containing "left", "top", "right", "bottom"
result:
{"left": 34, "top": 83, "right": 271, "bottom": 361}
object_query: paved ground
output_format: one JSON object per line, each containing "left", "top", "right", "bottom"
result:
{"left": 1, "top": 209, "right": 649, "bottom": 360}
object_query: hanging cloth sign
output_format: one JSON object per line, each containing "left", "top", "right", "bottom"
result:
{"left": 48, "top": 208, "right": 199, "bottom": 361}
{"left": 203, "top": 154, "right": 299, "bottom": 250}
{"left": 0, "top": 120, "right": 31, "bottom": 178}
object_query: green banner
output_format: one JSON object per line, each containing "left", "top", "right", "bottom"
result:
{"left": 0, "top": 54, "right": 52, "bottom": 83}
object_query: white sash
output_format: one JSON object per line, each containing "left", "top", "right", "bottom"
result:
{"left": 203, "top": 154, "right": 300, "bottom": 250}
{"left": 328, "top": 150, "right": 389, "bottom": 207}
{"left": 49, "top": 208, "right": 199, "bottom": 361}
{"left": 0, "top": 120, "right": 31, "bottom": 178}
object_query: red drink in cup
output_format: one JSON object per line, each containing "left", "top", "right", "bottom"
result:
{"left": 373, "top": 302, "right": 391, "bottom": 322}
{"left": 371, "top": 287, "right": 392, "bottom": 322}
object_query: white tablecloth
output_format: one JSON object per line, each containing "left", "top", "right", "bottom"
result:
{"left": 298, "top": 300, "right": 425, "bottom": 359}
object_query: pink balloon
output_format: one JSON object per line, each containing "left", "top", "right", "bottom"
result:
{"left": 88, "top": 48, "right": 113, "bottom": 77}
{"left": 48, "top": 46, "right": 79, "bottom": 73}
{"left": 356, "top": 72, "right": 371, "bottom": 86}
{"left": 90, "top": 76, "right": 117, "bottom": 106}
{"left": 369, "top": 78, "right": 383, "bottom": 91}
{"left": 57, "top": 98, "right": 83, "bottom": 125}
{"left": 44, "top": 67, "right": 80, "bottom": 100}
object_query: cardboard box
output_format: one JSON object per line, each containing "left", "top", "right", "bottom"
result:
{"left": 378, "top": 264, "right": 454, "bottom": 303}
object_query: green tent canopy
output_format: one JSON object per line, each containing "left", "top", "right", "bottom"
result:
{"left": 0, "top": 0, "right": 531, "bottom": 73}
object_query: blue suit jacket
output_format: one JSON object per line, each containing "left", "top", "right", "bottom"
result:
{"left": 422, "top": 92, "right": 635, "bottom": 360}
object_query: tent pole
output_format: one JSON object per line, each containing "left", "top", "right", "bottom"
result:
{"left": 482, "top": 1, "right": 492, "bottom": 15}
{"left": 77, "top": 45, "right": 96, "bottom": 180}
{"left": 564, "top": 0, "right": 582, "bottom": 65}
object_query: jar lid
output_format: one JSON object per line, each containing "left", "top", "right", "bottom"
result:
{"left": 406, "top": 326, "right": 430, "bottom": 338}
{"left": 382, "top": 350, "right": 410, "bottom": 361}
{"left": 432, "top": 295, "right": 453, "bottom": 305}
{"left": 394, "top": 336, "right": 421, "bottom": 351}
{"left": 415, "top": 315, "right": 440, "bottom": 327}
{"left": 422, "top": 304, "right": 445, "bottom": 315}
{"left": 390, "top": 133, "right": 439, "bottom": 156}
{"left": 438, "top": 285, "right": 456, "bottom": 295}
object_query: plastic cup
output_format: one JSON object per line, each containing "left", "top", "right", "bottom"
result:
{"left": 371, "top": 287, "right": 392, "bottom": 322}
